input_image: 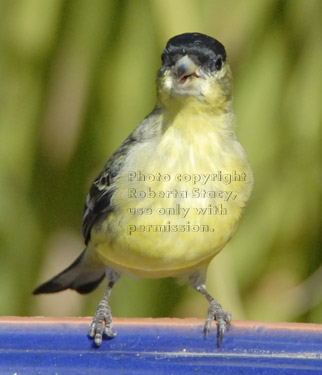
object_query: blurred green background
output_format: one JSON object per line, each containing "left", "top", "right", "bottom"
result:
{"left": 0, "top": 0, "right": 321, "bottom": 324}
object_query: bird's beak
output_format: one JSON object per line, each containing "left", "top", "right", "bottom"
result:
{"left": 172, "top": 55, "right": 200, "bottom": 83}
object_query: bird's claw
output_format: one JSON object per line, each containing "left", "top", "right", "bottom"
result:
{"left": 88, "top": 298, "right": 116, "bottom": 346}
{"left": 88, "top": 321, "right": 116, "bottom": 346}
{"left": 204, "top": 301, "right": 231, "bottom": 347}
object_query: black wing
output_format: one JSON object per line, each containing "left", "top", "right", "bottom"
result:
{"left": 82, "top": 107, "right": 162, "bottom": 245}
{"left": 82, "top": 135, "right": 136, "bottom": 245}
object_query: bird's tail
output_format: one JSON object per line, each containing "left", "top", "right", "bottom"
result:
{"left": 33, "top": 250, "right": 106, "bottom": 295}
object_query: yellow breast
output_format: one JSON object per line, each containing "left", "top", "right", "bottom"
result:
{"left": 91, "top": 104, "right": 253, "bottom": 278}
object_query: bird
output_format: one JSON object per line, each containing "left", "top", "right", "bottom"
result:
{"left": 33, "top": 32, "right": 253, "bottom": 348}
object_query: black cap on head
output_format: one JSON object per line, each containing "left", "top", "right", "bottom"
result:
{"left": 161, "top": 33, "right": 226, "bottom": 72}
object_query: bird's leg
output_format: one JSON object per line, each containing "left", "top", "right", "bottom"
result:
{"left": 189, "top": 270, "right": 231, "bottom": 347}
{"left": 88, "top": 268, "right": 120, "bottom": 346}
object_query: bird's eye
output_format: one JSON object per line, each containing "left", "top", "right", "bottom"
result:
{"left": 215, "top": 57, "right": 223, "bottom": 71}
{"left": 161, "top": 50, "right": 171, "bottom": 66}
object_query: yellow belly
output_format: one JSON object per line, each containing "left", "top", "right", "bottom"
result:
{"left": 90, "top": 113, "right": 253, "bottom": 278}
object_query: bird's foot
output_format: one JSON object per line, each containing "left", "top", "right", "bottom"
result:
{"left": 204, "top": 300, "right": 231, "bottom": 347}
{"left": 88, "top": 297, "right": 116, "bottom": 346}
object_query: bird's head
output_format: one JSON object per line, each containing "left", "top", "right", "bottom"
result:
{"left": 157, "top": 33, "right": 232, "bottom": 113}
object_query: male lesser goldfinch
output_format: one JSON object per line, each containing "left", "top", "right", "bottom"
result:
{"left": 34, "top": 33, "right": 253, "bottom": 347}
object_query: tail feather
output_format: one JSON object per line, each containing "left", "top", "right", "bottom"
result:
{"left": 33, "top": 250, "right": 106, "bottom": 295}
